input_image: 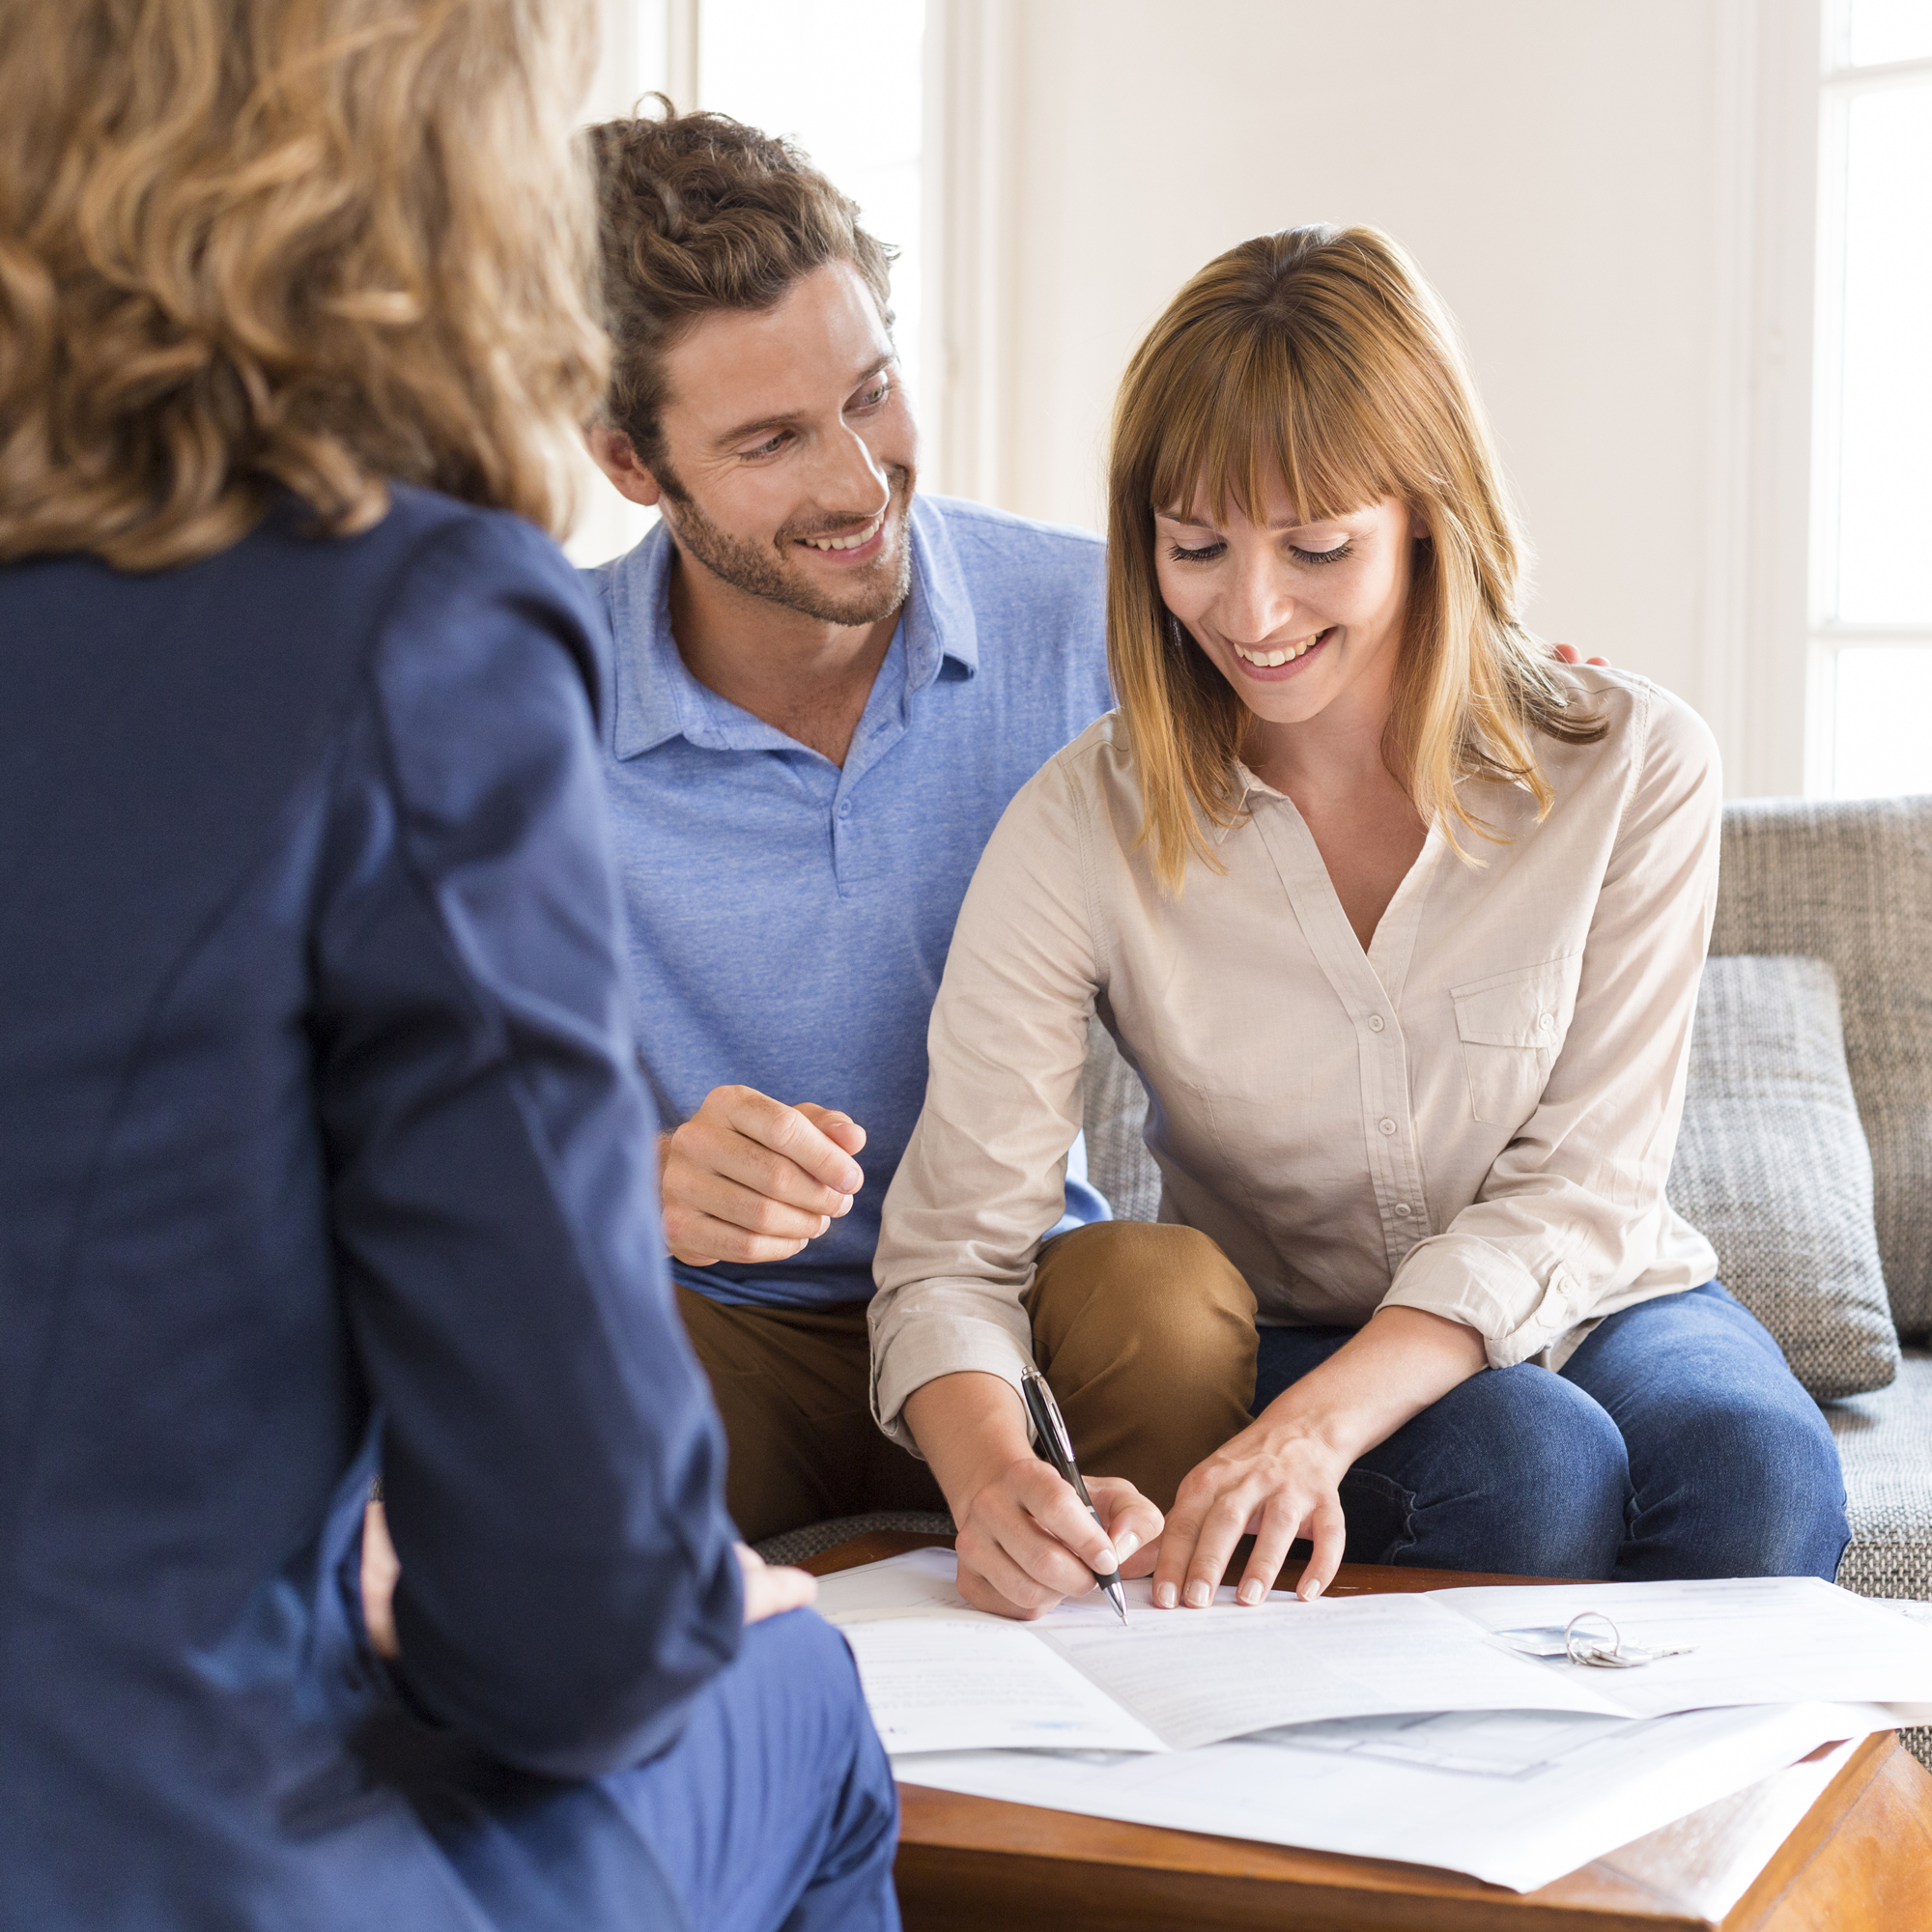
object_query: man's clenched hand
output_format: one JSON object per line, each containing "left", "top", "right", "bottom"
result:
{"left": 659, "top": 1085, "right": 867, "bottom": 1267}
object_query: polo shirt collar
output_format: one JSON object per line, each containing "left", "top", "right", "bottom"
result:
{"left": 605, "top": 497, "right": 978, "bottom": 763}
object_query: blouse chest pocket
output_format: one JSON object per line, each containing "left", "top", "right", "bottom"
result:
{"left": 1449, "top": 954, "right": 1582, "bottom": 1126}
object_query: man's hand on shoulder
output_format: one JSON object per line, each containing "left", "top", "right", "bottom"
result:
{"left": 1552, "top": 643, "right": 1609, "bottom": 667}
{"left": 659, "top": 1085, "right": 867, "bottom": 1268}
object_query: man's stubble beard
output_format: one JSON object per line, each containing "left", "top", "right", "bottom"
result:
{"left": 661, "top": 465, "right": 915, "bottom": 627}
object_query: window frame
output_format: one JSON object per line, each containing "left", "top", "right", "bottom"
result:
{"left": 1804, "top": 9, "right": 1932, "bottom": 795}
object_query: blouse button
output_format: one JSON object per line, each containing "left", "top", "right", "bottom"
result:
{"left": 1378, "top": 1118, "right": 1397, "bottom": 1136}
{"left": 1368, "top": 1014, "right": 1385, "bottom": 1033}
{"left": 1395, "top": 1202, "right": 1412, "bottom": 1217}
{"left": 1538, "top": 1011, "right": 1555, "bottom": 1032}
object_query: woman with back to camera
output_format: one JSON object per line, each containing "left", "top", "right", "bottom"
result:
{"left": 868, "top": 225, "right": 1849, "bottom": 1622}
{"left": 0, "top": 4, "right": 897, "bottom": 1927}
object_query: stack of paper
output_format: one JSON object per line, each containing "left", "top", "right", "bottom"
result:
{"left": 814, "top": 1550, "right": 1932, "bottom": 1892}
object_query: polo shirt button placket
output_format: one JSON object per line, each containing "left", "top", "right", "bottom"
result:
{"left": 832, "top": 795, "right": 856, "bottom": 895}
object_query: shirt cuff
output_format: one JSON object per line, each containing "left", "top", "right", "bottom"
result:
{"left": 1379, "top": 1234, "right": 1595, "bottom": 1370}
{"left": 869, "top": 1283, "right": 1035, "bottom": 1455}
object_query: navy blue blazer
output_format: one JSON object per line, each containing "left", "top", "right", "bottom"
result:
{"left": 0, "top": 490, "right": 742, "bottom": 1927}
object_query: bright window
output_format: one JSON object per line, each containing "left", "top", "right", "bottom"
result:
{"left": 1808, "top": 1, "right": 1932, "bottom": 796}
{"left": 698, "top": 0, "right": 926, "bottom": 405}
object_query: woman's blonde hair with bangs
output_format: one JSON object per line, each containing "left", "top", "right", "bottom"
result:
{"left": 1108, "top": 224, "right": 1603, "bottom": 891}
{"left": 0, "top": 0, "right": 608, "bottom": 571}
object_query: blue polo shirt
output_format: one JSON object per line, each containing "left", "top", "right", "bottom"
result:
{"left": 591, "top": 493, "right": 1114, "bottom": 1310}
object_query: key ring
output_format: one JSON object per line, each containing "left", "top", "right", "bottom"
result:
{"left": 1563, "top": 1610, "right": 1695, "bottom": 1669}
{"left": 1564, "top": 1609, "right": 1631, "bottom": 1666}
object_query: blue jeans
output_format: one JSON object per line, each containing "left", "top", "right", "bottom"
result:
{"left": 416, "top": 1609, "right": 900, "bottom": 1932}
{"left": 1252, "top": 1283, "right": 1849, "bottom": 1580}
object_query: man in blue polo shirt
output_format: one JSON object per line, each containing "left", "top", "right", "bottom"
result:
{"left": 580, "top": 110, "right": 1113, "bottom": 1542}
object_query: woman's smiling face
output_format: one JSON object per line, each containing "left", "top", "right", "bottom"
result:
{"left": 1152, "top": 479, "right": 1423, "bottom": 731}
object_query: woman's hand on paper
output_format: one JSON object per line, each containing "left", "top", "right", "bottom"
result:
{"left": 659, "top": 1085, "right": 867, "bottom": 1267}
{"left": 736, "top": 1543, "right": 819, "bottom": 1624}
{"left": 1152, "top": 1426, "right": 1350, "bottom": 1610}
{"left": 1153, "top": 1306, "right": 1489, "bottom": 1609}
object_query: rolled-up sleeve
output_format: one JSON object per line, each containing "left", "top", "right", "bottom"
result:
{"left": 1378, "top": 688, "right": 1723, "bottom": 1365}
{"left": 869, "top": 753, "right": 1100, "bottom": 1448}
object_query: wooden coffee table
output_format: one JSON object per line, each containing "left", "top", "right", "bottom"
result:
{"left": 808, "top": 1532, "right": 1932, "bottom": 1931}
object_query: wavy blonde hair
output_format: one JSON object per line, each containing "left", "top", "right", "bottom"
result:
{"left": 0, "top": 0, "right": 608, "bottom": 570}
{"left": 1108, "top": 224, "right": 1603, "bottom": 890}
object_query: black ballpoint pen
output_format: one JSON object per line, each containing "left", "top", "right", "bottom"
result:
{"left": 1019, "top": 1365, "right": 1128, "bottom": 1626}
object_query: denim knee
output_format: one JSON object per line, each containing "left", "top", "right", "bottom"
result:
{"left": 1624, "top": 1388, "right": 1849, "bottom": 1580}
{"left": 1362, "top": 1366, "right": 1628, "bottom": 1578}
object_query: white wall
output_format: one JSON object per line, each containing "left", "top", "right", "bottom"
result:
{"left": 945, "top": 0, "right": 1800, "bottom": 786}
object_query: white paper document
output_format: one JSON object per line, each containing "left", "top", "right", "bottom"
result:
{"left": 820, "top": 1553, "right": 1932, "bottom": 1756}
{"left": 839, "top": 1620, "right": 1166, "bottom": 1754}
{"left": 1036, "top": 1594, "right": 1626, "bottom": 1749}
{"left": 1436, "top": 1577, "right": 1932, "bottom": 1719}
{"left": 899, "top": 1701, "right": 1892, "bottom": 1893}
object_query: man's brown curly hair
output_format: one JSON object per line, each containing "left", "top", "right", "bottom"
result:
{"left": 584, "top": 102, "right": 895, "bottom": 491}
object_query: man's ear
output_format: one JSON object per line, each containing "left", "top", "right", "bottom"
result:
{"left": 584, "top": 423, "right": 666, "bottom": 509}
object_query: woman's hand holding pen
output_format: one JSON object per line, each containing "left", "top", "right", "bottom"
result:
{"left": 902, "top": 1370, "right": 1163, "bottom": 1621}
{"left": 953, "top": 1463, "right": 1160, "bottom": 1621}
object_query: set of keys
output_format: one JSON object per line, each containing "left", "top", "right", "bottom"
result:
{"left": 1496, "top": 1610, "right": 1698, "bottom": 1670}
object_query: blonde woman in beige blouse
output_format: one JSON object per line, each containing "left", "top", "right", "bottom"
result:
{"left": 869, "top": 226, "right": 1848, "bottom": 1624}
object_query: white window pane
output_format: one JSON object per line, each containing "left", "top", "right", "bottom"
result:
{"left": 1833, "top": 81, "right": 1932, "bottom": 624}
{"left": 699, "top": 1, "right": 923, "bottom": 405}
{"left": 1831, "top": 648, "right": 1932, "bottom": 796}
{"left": 1848, "top": 0, "right": 1932, "bottom": 67}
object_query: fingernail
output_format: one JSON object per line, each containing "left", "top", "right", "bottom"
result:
{"left": 1238, "top": 1579, "right": 1264, "bottom": 1605}
{"left": 1183, "top": 1579, "right": 1210, "bottom": 1608}
{"left": 833, "top": 1195, "right": 852, "bottom": 1216}
{"left": 843, "top": 1165, "right": 864, "bottom": 1191}
{"left": 1153, "top": 1581, "right": 1177, "bottom": 1609}
{"left": 1091, "top": 1543, "right": 1117, "bottom": 1575}
{"left": 1114, "top": 1531, "right": 1138, "bottom": 1561}
{"left": 1303, "top": 1577, "right": 1324, "bottom": 1601}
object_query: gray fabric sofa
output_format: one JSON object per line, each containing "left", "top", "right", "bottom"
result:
{"left": 758, "top": 795, "right": 1932, "bottom": 1755}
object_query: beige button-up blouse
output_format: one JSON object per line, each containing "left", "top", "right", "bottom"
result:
{"left": 869, "top": 667, "right": 1722, "bottom": 1449}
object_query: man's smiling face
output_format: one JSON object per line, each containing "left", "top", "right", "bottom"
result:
{"left": 648, "top": 260, "right": 918, "bottom": 627}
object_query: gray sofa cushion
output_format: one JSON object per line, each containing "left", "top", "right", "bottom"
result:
{"left": 1833, "top": 1348, "right": 1932, "bottom": 1602}
{"left": 1082, "top": 1016, "right": 1162, "bottom": 1224}
{"left": 1829, "top": 1347, "right": 1932, "bottom": 1769}
{"left": 1668, "top": 956, "right": 1899, "bottom": 1399}
{"left": 1712, "top": 798, "right": 1932, "bottom": 1338}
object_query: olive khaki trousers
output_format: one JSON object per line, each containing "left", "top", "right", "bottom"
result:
{"left": 676, "top": 1223, "right": 1259, "bottom": 1545}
